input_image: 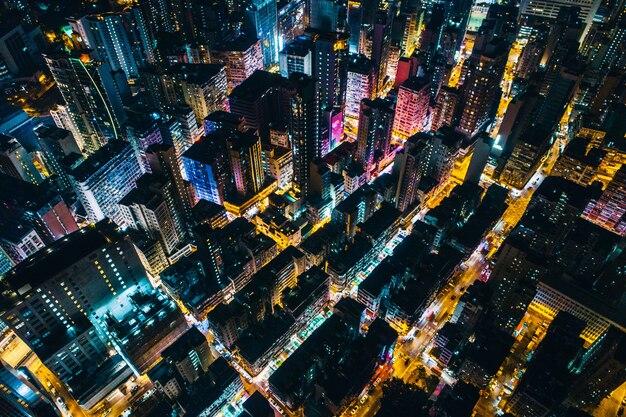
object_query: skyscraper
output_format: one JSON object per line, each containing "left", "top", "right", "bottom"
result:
{"left": 309, "top": 0, "right": 342, "bottom": 31}
{"left": 145, "top": 143, "right": 194, "bottom": 236}
{"left": 458, "top": 42, "right": 507, "bottom": 137}
{"left": 44, "top": 50, "right": 128, "bottom": 153}
{"left": 431, "top": 86, "right": 461, "bottom": 132}
{"left": 0, "top": 173, "right": 79, "bottom": 243}
{"left": 226, "top": 130, "right": 265, "bottom": 197}
{"left": 2, "top": 221, "right": 186, "bottom": 387}
{"left": 520, "top": 0, "right": 601, "bottom": 38}
{"left": 163, "top": 105, "right": 203, "bottom": 159}
{"left": 33, "top": 124, "right": 81, "bottom": 192}
{"left": 355, "top": 98, "right": 394, "bottom": 174}
{"left": 347, "top": 0, "right": 363, "bottom": 53}
{"left": 247, "top": 0, "right": 279, "bottom": 67}
{"left": 69, "top": 141, "right": 144, "bottom": 225}
{"left": 345, "top": 54, "right": 376, "bottom": 123}
{"left": 70, "top": 13, "right": 142, "bottom": 79}
{"left": 119, "top": 174, "right": 184, "bottom": 255}
{"left": 162, "top": 64, "right": 229, "bottom": 125}
{"left": 0, "top": 25, "right": 43, "bottom": 77}
{"left": 288, "top": 73, "right": 319, "bottom": 197}
{"left": 308, "top": 30, "right": 349, "bottom": 155}
{"left": 370, "top": 9, "right": 392, "bottom": 93}
{"left": 567, "top": 327, "right": 626, "bottom": 409}
{"left": 228, "top": 70, "right": 290, "bottom": 141}
{"left": 392, "top": 77, "right": 431, "bottom": 140}
{"left": 182, "top": 134, "right": 229, "bottom": 204}
{"left": 162, "top": 327, "right": 213, "bottom": 384}
{"left": 0, "top": 134, "right": 42, "bottom": 185}
{"left": 506, "top": 313, "right": 585, "bottom": 416}
{"left": 309, "top": 29, "right": 349, "bottom": 113}
{"left": 279, "top": 38, "right": 313, "bottom": 77}
{"left": 394, "top": 135, "right": 426, "bottom": 212}
{"left": 211, "top": 36, "right": 264, "bottom": 92}
{"left": 49, "top": 103, "right": 83, "bottom": 148}
{"left": 583, "top": 166, "right": 626, "bottom": 235}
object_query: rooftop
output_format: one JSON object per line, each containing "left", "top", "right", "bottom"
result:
{"left": 358, "top": 202, "right": 401, "bottom": 240}
{"left": 69, "top": 141, "right": 132, "bottom": 182}
{"left": 229, "top": 70, "right": 286, "bottom": 101}
{"left": 167, "top": 63, "right": 225, "bottom": 84}
{"left": 4, "top": 221, "right": 123, "bottom": 292}
{"left": 161, "top": 327, "right": 208, "bottom": 363}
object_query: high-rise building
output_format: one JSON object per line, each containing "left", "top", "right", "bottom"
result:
{"left": 145, "top": 143, "right": 194, "bottom": 235}
{"left": 228, "top": 70, "right": 290, "bottom": 140}
{"left": 288, "top": 73, "right": 319, "bottom": 197}
{"left": 162, "top": 64, "right": 229, "bottom": 124}
{"left": 309, "top": 29, "right": 349, "bottom": 113}
{"left": 0, "top": 134, "right": 42, "bottom": 185}
{"left": 394, "top": 130, "right": 461, "bottom": 211}
{"left": 69, "top": 13, "right": 142, "bottom": 79}
{"left": 355, "top": 98, "right": 394, "bottom": 174}
{"left": 582, "top": 166, "right": 626, "bottom": 236}
{"left": 263, "top": 144, "right": 293, "bottom": 190}
{"left": 537, "top": 9, "right": 584, "bottom": 97}
{"left": 211, "top": 36, "right": 264, "bottom": 92}
{"left": 464, "top": 133, "right": 493, "bottom": 185}
{"left": 226, "top": 130, "right": 265, "bottom": 197}
{"left": 138, "top": 0, "right": 176, "bottom": 36}
{"left": 0, "top": 223, "right": 46, "bottom": 267}
{"left": 49, "top": 104, "right": 83, "bottom": 149}
{"left": 345, "top": 54, "right": 376, "bottom": 123}
{"left": 1, "top": 221, "right": 186, "bottom": 389}
{"left": 515, "top": 27, "right": 548, "bottom": 80}
{"left": 417, "top": 3, "right": 446, "bottom": 69}
{"left": 33, "top": 125, "right": 82, "bottom": 192}
{"left": 489, "top": 240, "right": 546, "bottom": 331}
{"left": 308, "top": 0, "right": 342, "bottom": 31}
{"left": 162, "top": 327, "right": 213, "bottom": 384}
{"left": 44, "top": 50, "right": 128, "bottom": 153}
{"left": 506, "top": 313, "right": 585, "bottom": 417}
{"left": 431, "top": 86, "right": 461, "bottom": 132}
{"left": 567, "top": 327, "right": 626, "bottom": 409}
{"left": 458, "top": 43, "right": 507, "bottom": 137}
{"left": 247, "top": 0, "right": 279, "bottom": 67}
{"left": 306, "top": 30, "right": 349, "bottom": 155}
{"left": 369, "top": 9, "right": 392, "bottom": 93}
{"left": 163, "top": 105, "right": 203, "bottom": 159}
{"left": 0, "top": 25, "right": 43, "bottom": 77}
{"left": 394, "top": 56, "right": 419, "bottom": 88}
{"left": 69, "top": 141, "right": 144, "bottom": 225}
{"left": 392, "top": 77, "right": 430, "bottom": 140}
{"left": 394, "top": 135, "right": 426, "bottom": 212}
{"left": 119, "top": 174, "right": 184, "bottom": 255}
{"left": 126, "top": 5, "right": 156, "bottom": 65}
{"left": 347, "top": 0, "right": 363, "bottom": 53}
{"left": 125, "top": 114, "right": 163, "bottom": 173}
{"left": 520, "top": 0, "right": 601, "bottom": 38}
{"left": 398, "top": 10, "right": 419, "bottom": 57}
{"left": 279, "top": 38, "right": 313, "bottom": 78}
{"left": 182, "top": 134, "right": 229, "bottom": 204}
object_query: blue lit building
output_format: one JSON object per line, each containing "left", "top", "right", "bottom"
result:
{"left": 182, "top": 135, "right": 229, "bottom": 205}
